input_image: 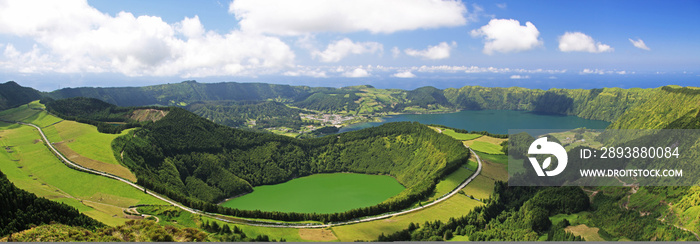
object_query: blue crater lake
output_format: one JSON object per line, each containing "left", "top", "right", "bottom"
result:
{"left": 339, "top": 110, "right": 610, "bottom": 134}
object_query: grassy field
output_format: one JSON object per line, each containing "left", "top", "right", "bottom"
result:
{"left": 468, "top": 141, "right": 504, "bottom": 155}
{"left": 43, "top": 120, "right": 137, "bottom": 181}
{"left": 331, "top": 194, "right": 484, "bottom": 241}
{"left": 221, "top": 173, "right": 405, "bottom": 214}
{"left": 565, "top": 224, "right": 605, "bottom": 241}
{"left": 0, "top": 101, "right": 63, "bottom": 127}
{"left": 462, "top": 135, "right": 506, "bottom": 155}
{"left": 426, "top": 164, "right": 474, "bottom": 202}
{"left": 448, "top": 235, "right": 470, "bottom": 241}
{"left": 442, "top": 129, "right": 481, "bottom": 140}
{"left": 548, "top": 129, "right": 604, "bottom": 150}
{"left": 459, "top": 152, "right": 508, "bottom": 201}
{"left": 0, "top": 121, "right": 164, "bottom": 226}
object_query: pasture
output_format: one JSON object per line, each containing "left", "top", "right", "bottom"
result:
{"left": 0, "top": 121, "right": 164, "bottom": 226}
{"left": 44, "top": 120, "right": 137, "bottom": 181}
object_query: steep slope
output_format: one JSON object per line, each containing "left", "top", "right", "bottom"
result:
{"left": 186, "top": 100, "right": 309, "bottom": 128}
{"left": 608, "top": 86, "right": 700, "bottom": 129}
{"left": 443, "top": 86, "right": 654, "bottom": 122}
{"left": 0, "top": 81, "right": 43, "bottom": 111}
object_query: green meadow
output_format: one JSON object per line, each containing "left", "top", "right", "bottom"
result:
{"left": 221, "top": 173, "right": 405, "bottom": 214}
{"left": 441, "top": 129, "right": 482, "bottom": 140}
{"left": 426, "top": 163, "right": 475, "bottom": 202}
{"left": 44, "top": 120, "right": 134, "bottom": 166}
{"left": 469, "top": 141, "right": 504, "bottom": 155}
{"left": 0, "top": 118, "right": 164, "bottom": 226}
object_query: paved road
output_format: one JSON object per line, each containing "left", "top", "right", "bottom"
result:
{"left": 15, "top": 120, "right": 483, "bottom": 229}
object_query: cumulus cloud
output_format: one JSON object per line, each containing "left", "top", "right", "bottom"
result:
{"left": 229, "top": 0, "right": 470, "bottom": 35}
{"left": 470, "top": 19, "right": 542, "bottom": 55}
{"left": 558, "top": 32, "right": 613, "bottom": 53}
{"left": 509, "top": 75, "right": 529, "bottom": 79}
{"left": 342, "top": 67, "right": 370, "bottom": 77}
{"left": 404, "top": 42, "right": 455, "bottom": 60}
{"left": 311, "top": 38, "right": 382, "bottom": 63}
{"left": 629, "top": 38, "right": 650, "bottom": 50}
{"left": 0, "top": 0, "right": 295, "bottom": 77}
{"left": 392, "top": 71, "right": 416, "bottom": 78}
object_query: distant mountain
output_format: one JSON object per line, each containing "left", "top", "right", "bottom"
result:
{"left": 0, "top": 81, "right": 43, "bottom": 111}
{"left": 48, "top": 80, "right": 313, "bottom": 107}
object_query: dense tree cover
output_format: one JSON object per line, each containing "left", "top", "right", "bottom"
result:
{"left": 293, "top": 92, "right": 361, "bottom": 112}
{"left": 115, "top": 108, "right": 469, "bottom": 222}
{"left": 608, "top": 86, "right": 700, "bottom": 129}
{"left": 0, "top": 170, "right": 103, "bottom": 237}
{"left": 0, "top": 81, "right": 43, "bottom": 111}
{"left": 43, "top": 97, "right": 165, "bottom": 133}
{"left": 377, "top": 182, "right": 588, "bottom": 241}
{"left": 588, "top": 191, "right": 697, "bottom": 241}
{"left": 395, "top": 86, "right": 451, "bottom": 110}
{"left": 443, "top": 86, "right": 655, "bottom": 122}
{"left": 380, "top": 181, "right": 697, "bottom": 241}
{"left": 186, "top": 100, "right": 313, "bottom": 128}
{"left": 201, "top": 220, "right": 282, "bottom": 242}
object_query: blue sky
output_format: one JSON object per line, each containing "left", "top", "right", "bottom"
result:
{"left": 0, "top": 0, "right": 698, "bottom": 91}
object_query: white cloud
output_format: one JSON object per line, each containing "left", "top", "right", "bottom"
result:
{"left": 311, "top": 38, "right": 382, "bottom": 63}
{"left": 470, "top": 19, "right": 542, "bottom": 55}
{"left": 392, "top": 71, "right": 416, "bottom": 78}
{"left": 496, "top": 3, "right": 507, "bottom": 9}
{"left": 0, "top": 0, "right": 295, "bottom": 77}
{"left": 342, "top": 67, "right": 370, "bottom": 77}
{"left": 229, "top": 0, "right": 470, "bottom": 35}
{"left": 558, "top": 32, "right": 613, "bottom": 53}
{"left": 391, "top": 47, "right": 401, "bottom": 58}
{"left": 404, "top": 42, "right": 455, "bottom": 60}
{"left": 283, "top": 70, "right": 327, "bottom": 78}
{"left": 580, "top": 68, "right": 630, "bottom": 75}
{"left": 509, "top": 75, "right": 529, "bottom": 79}
{"left": 406, "top": 65, "right": 565, "bottom": 74}
{"left": 628, "top": 38, "right": 650, "bottom": 50}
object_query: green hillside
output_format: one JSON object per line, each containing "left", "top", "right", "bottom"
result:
{"left": 115, "top": 107, "right": 469, "bottom": 222}
{"left": 0, "top": 169, "right": 103, "bottom": 237}
{"left": 186, "top": 100, "right": 311, "bottom": 128}
{"left": 0, "top": 81, "right": 43, "bottom": 111}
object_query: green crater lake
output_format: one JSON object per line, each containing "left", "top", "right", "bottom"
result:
{"left": 340, "top": 110, "right": 610, "bottom": 134}
{"left": 220, "top": 173, "right": 405, "bottom": 214}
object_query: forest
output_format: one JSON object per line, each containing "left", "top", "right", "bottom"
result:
{"left": 0, "top": 81, "right": 42, "bottom": 111}
{"left": 43, "top": 97, "right": 163, "bottom": 134}
{"left": 186, "top": 100, "right": 313, "bottom": 128}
